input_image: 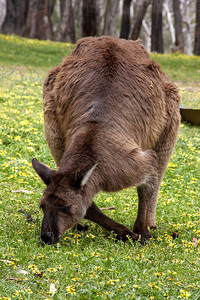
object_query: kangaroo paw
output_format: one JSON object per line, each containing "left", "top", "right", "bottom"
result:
{"left": 115, "top": 228, "right": 146, "bottom": 244}
{"left": 74, "top": 223, "right": 89, "bottom": 232}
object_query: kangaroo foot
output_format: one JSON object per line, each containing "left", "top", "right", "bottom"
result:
{"left": 133, "top": 223, "right": 153, "bottom": 240}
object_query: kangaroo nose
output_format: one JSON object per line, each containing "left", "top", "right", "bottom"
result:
{"left": 41, "top": 231, "right": 54, "bottom": 244}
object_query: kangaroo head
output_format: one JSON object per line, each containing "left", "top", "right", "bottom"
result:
{"left": 32, "top": 158, "right": 97, "bottom": 244}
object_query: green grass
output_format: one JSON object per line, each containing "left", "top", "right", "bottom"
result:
{"left": 0, "top": 35, "right": 200, "bottom": 299}
{"left": 0, "top": 34, "right": 73, "bottom": 69}
{"left": 150, "top": 53, "right": 200, "bottom": 83}
{"left": 151, "top": 53, "right": 200, "bottom": 109}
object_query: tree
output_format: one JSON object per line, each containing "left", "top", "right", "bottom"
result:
{"left": 96, "top": 0, "right": 107, "bottom": 37}
{"left": 142, "top": 19, "right": 151, "bottom": 51}
{"left": 182, "top": 0, "right": 193, "bottom": 55}
{"left": 103, "top": 0, "right": 120, "bottom": 36}
{"left": 82, "top": 0, "right": 97, "bottom": 37}
{"left": 151, "top": 0, "right": 164, "bottom": 53}
{"left": 131, "top": 0, "right": 151, "bottom": 40}
{"left": 23, "top": 0, "right": 55, "bottom": 40}
{"left": 163, "top": 1, "right": 175, "bottom": 47}
{"left": 120, "top": 0, "right": 132, "bottom": 39}
{"left": 0, "top": 0, "right": 28, "bottom": 35}
{"left": 194, "top": 0, "right": 200, "bottom": 55}
{"left": 173, "top": 0, "right": 184, "bottom": 52}
{"left": 73, "top": 0, "right": 82, "bottom": 39}
{"left": 0, "top": 0, "right": 6, "bottom": 31}
{"left": 59, "top": 0, "right": 76, "bottom": 43}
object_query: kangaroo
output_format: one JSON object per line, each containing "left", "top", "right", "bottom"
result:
{"left": 32, "top": 36, "right": 180, "bottom": 244}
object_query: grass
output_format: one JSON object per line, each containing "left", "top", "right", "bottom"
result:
{"left": 0, "top": 34, "right": 74, "bottom": 69}
{"left": 151, "top": 53, "right": 200, "bottom": 108}
{"left": 0, "top": 35, "right": 200, "bottom": 299}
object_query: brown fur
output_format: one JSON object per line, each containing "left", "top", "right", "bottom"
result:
{"left": 32, "top": 36, "right": 180, "bottom": 244}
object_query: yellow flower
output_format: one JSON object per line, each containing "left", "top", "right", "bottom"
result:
{"left": 27, "top": 147, "right": 34, "bottom": 152}
{"left": 25, "top": 288, "right": 33, "bottom": 294}
{"left": 87, "top": 233, "right": 95, "bottom": 238}
{"left": 155, "top": 272, "right": 165, "bottom": 277}
{"left": 14, "top": 136, "right": 21, "bottom": 141}
{"left": 67, "top": 285, "right": 76, "bottom": 294}
{"left": 20, "top": 120, "right": 30, "bottom": 126}
{"left": 29, "top": 264, "right": 37, "bottom": 270}
{"left": 107, "top": 279, "right": 119, "bottom": 285}
{"left": 33, "top": 269, "right": 40, "bottom": 274}
{"left": 148, "top": 282, "right": 161, "bottom": 290}
{"left": 168, "top": 270, "right": 177, "bottom": 275}
{"left": 48, "top": 268, "right": 56, "bottom": 272}
{"left": 169, "top": 242, "right": 177, "bottom": 248}
{"left": 134, "top": 285, "right": 140, "bottom": 289}
{"left": 179, "top": 289, "right": 191, "bottom": 298}
{"left": 136, "top": 253, "right": 144, "bottom": 260}
{"left": 72, "top": 277, "right": 79, "bottom": 282}
{"left": 0, "top": 150, "right": 6, "bottom": 155}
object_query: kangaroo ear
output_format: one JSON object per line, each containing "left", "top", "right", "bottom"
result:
{"left": 69, "top": 163, "right": 97, "bottom": 189}
{"left": 80, "top": 163, "right": 97, "bottom": 187}
{"left": 32, "top": 158, "right": 55, "bottom": 185}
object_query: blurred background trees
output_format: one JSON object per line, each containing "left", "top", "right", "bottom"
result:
{"left": 0, "top": 0, "right": 199, "bottom": 55}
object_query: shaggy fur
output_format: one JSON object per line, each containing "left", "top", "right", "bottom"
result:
{"left": 32, "top": 36, "right": 180, "bottom": 244}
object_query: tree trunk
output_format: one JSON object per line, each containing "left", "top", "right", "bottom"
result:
{"left": 96, "top": 0, "right": 107, "bottom": 37}
{"left": 73, "top": 0, "right": 81, "bottom": 38}
{"left": 164, "top": 2, "right": 175, "bottom": 46}
{"left": 82, "top": 0, "right": 97, "bottom": 37}
{"left": 183, "top": 0, "right": 192, "bottom": 55}
{"left": 120, "top": 0, "right": 132, "bottom": 39}
{"left": 59, "top": 0, "right": 76, "bottom": 43}
{"left": 151, "top": 0, "right": 164, "bottom": 53}
{"left": 0, "top": 0, "right": 6, "bottom": 31}
{"left": 1, "top": 0, "right": 28, "bottom": 35}
{"left": 131, "top": 0, "right": 151, "bottom": 40}
{"left": 173, "top": 0, "right": 184, "bottom": 52}
{"left": 194, "top": 0, "right": 200, "bottom": 55}
{"left": 23, "top": 0, "right": 55, "bottom": 40}
{"left": 142, "top": 19, "right": 151, "bottom": 51}
{"left": 103, "top": 0, "right": 120, "bottom": 37}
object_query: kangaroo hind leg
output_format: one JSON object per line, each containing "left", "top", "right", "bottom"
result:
{"left": 134, "top": 110, "right": 180, "bottom": 239}
{"left": 132, "top": 149, "right": 159, "bottom": 239}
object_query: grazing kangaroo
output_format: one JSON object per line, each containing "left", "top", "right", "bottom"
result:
{"left": 32, "top": 36, "right": 180, "bottom": 244}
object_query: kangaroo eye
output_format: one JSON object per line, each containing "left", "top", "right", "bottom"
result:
{"left": 60, "top": 205, "right": 72, "bottom": 215}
